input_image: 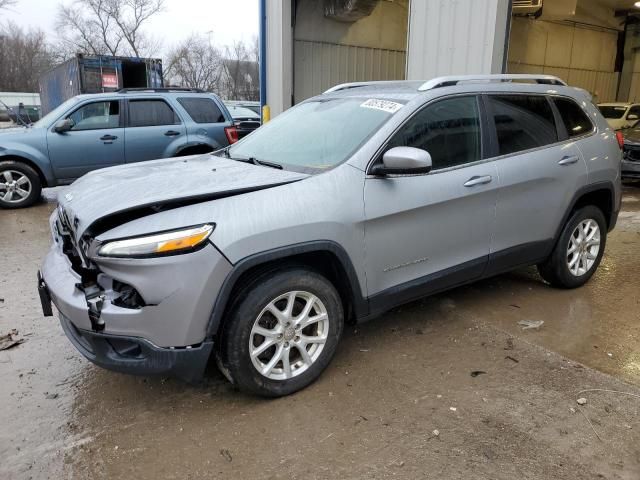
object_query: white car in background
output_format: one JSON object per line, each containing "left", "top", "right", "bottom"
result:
{"left": 598, "top": 102, "right": 640, "bottom": 130}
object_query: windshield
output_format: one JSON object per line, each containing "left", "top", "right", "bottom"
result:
{"left": 598, "top": 105, "right": 627, "bottom": 119}
{"left": 226, "top": 97, "right": 403, "bottom": 171}
{"left": 33, "top": 97, "right": 81, "bottom": 127}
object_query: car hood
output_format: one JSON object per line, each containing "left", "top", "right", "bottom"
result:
{"left": 0, "top": 126, "right": 37, "bottom": 137}
{"left": 57, "top": 154, "right": 309, "bottom": 241}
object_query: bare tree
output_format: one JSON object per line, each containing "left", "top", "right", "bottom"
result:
{"left": 220, "top": 40, "right": 259, "bottom": 101}
{"left": 55, "top": 0, "right": 163, "bottom": 58}
{"left": 0, "top": 22, "right": 54, "bottom": 91}
{"left": 165, "top": 34, "right": 223, "bottom": 92}
{"left": 0, "top": 0, "right": 17, "bottom": 10}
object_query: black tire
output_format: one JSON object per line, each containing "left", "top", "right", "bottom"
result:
{"left": 0, "top": 160, "right": 42, "bottom": 209}
{"left": 537, "top": 206, "right": 607, "bottom": 288}
{"left": 218, "top": 268, "right": 343, "bottom": 397}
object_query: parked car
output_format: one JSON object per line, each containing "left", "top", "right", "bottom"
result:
{"left": 224, "top": 100, "right": 261, "bottom": 115}
{"left": 597, "top": 102, "right": 640, "bottom": 130}
{"left": 224, "top": 103, "right": 261, "bottom": 139}
{"left": 39, "top": 74, "right": 621, "bottom": 397}
{"left": 620, "top": 120, "right": 640, "bottom": 179}
{"left": 0, "top": 88, "right": 237, "bottom": 208}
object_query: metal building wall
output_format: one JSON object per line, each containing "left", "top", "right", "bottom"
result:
{"left": 265, "top": 0, "right": 293, "bottom": 117}
{"left": 508, "top": 17, "right": 619, "bottom": 103}
{"left": 406, "top": 0, "right": 510, "bottom": 80}
{"left": 292, "top": 0, "right": 408, "bottom": 104}
{"left": 293, "top": 42, "right": 406, "bottom": 103}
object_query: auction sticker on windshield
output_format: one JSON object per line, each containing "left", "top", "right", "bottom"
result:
{"left": 360, "top": 99, "right": 403, "bottom": 114}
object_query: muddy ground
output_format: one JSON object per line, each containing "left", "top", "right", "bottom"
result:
{"left": 1, "top": 186, "right": 640, "bottom": 479}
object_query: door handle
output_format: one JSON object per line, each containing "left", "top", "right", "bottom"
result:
{"left": 464, "top": 175, "right": 492, "bottom": 187}
{"left": 100, "top": 134, "right": 117, "bottom": 141}
{"left": 164, "top": 130, "right": 180, "bottom": 137}
{"left": 558, "top": 155, "right": 579, "bottom": 166}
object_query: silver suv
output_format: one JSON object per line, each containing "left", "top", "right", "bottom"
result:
{"left": 38, "top": 75, "right": 622, "bottom": 397}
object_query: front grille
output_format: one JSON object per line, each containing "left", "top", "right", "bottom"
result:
{"left": 624, "top": 145, "right": 640, "bottom": 162}
{"left": 56, "top": 209, "right": 85, "bottom": 272}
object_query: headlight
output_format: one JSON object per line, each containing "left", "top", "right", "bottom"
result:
{"left": 98, "top": 224, "right": 214, "bottom": 258}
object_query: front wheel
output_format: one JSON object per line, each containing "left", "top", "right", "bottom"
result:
{"left": 0, "top": 160, "right": 42, "bottom": 209}
{"left": 538, "top": 206, "right": 607, "bottom": 288}
{"left": 219, "top": 268, "right": 343, "bottom": 397}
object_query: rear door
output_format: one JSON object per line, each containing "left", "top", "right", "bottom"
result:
{"left": 176, "top": 96, "right": 232, "bottom": 148}
{"left": 124, "top": 98, "right": 187, "bottom": 163}
{"left": 485, "top": 94, "right": 589, "bottom": 273}
{"left": 47, "top": 99, "right": 125, "bottom": 181}
{"left": 363, "top": 95, "right": 498, "bottom": 306}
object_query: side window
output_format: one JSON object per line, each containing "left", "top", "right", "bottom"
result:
{"left": 128, "top": 100, "right": 180, "bottom": 127}
{"left": 177, "top": 97, "right": 225, "bottom": 123}
{"left": 387, "top": 96, "right": 481, "bottom": 170}
{"left": 627, "top": 106, "right": 640, "bottom": 119}
{"left": 553, "top": 97, "right": 593, "bottom": 138}
{"left": 486, "top": 95, "right": 557, "bottom": 156}
{"left": 67, "top": 101, "right": 120, "bottom": 131}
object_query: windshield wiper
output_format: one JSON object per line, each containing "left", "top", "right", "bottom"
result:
{"left": 247, "top": 157, "right": 283, "bottom": 170}
{"left": 218, "top": 148, "right": 283, "bottom": 169}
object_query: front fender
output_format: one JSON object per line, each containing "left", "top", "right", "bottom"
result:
{"left": 0, "top": 142, "right": 55, "bottom": 185}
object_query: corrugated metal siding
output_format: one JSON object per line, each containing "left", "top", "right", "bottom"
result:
{"left": 39, "top": 59, "right": 80, "bottom": 115}
{"left": 293, "top": 40, "right": 406, "bottom": 103}
{"left": 627, "top": 52, "right": 640, "bottom": 102}
{"left": 508, "top": 18, "right": 620, "bottom": 102}
{"left": 406, "top": 0, "right": 508, "bottom": 79}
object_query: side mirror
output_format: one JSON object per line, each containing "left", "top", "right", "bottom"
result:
{"left": 54, "top": 118, "right": 74, "bottom": 133}
{"left": 370, "top": 146, "right": 432, "bottom": 176}
{"left": 628, "top": 114, "right": 639, "bottom": 121}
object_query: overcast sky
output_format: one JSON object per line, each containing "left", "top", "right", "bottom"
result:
{"left": 0, "top": 0, "right": 259, "bottom": 55}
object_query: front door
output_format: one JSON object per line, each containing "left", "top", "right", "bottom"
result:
{"left": 47, "top": 99, "right": 125, "bottom": 181}
{"left": 124, "top": 98, "right": 187, "bottom": 162}
{"left": 363, "top": 95, "right": 498, "bottom": 309}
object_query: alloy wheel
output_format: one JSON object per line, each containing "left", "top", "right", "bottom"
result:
{"left": 249, "top": 290, "right": 329, "bottom": 381}
{"left": 567, "top": 218, "right": 601, "bottom": 276}
{"left": 0, "top": 170, "right": 32, "bottom": 203}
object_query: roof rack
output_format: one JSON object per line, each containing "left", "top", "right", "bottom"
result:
{"left": 116, "top": 87, "right": 206, "bottom": 93}
{"left": 324, "top": 81, "right": 416, "bottom": 94}
{"left": 418, "top": 74, "right": 567, "bottom": 91}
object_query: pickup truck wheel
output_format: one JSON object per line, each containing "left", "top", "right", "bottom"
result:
{"left": 220, "top": 268, "right": 343, "bottom": 397}
{"left": 0, "top": 161, "right": 42, "bottom": 208}
{"left": 538, "top": 206, "right": 607, "bottom": 288}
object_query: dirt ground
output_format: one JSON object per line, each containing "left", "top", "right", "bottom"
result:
{"left": 1, "top": 186, "right": 640, "bottom": 479}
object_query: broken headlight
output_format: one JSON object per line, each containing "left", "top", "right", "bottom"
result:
{"left": 98, "top": 224, "right": 214, "bottom": 258}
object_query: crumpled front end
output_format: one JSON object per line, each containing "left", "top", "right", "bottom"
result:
{"left": 40, "top": 207, "right": 233, "bottom": 381}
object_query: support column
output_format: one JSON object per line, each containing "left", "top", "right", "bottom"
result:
{"left": 406, "top": 0, "right": 511, "bottom": 80}
{"left": 264, "top": 0, "right": 293, "bottom": 118}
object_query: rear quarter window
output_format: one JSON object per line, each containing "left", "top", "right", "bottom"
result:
{"left": 177, "top": 97, "right": 226, "bottom": 123}
{"left": 554, "top": 97, "right": 594, "bottom": 138}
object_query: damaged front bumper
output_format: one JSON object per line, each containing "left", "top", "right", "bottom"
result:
{"left": 40, "top": 210, "right": 233, "bottom": 382}
{"left": 59, "top": 313, "right": 213, "bottom": 383}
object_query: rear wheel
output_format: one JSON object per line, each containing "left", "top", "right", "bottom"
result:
{"left": 219, "top": 268, "right": 343, "bottom": 397}
{"left": 0, "top": 161, "right": 42, "bottom": 209}
{"left": 538, "top": 206, "right": 607, "bottom": 288}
